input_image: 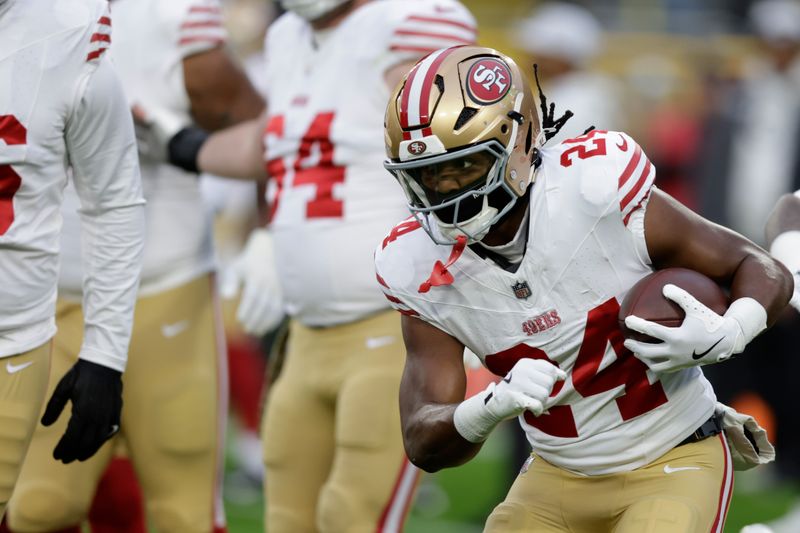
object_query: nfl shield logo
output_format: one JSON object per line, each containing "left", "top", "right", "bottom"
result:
{"left": 512, "top": 281, "right": 531, "bottom": 299}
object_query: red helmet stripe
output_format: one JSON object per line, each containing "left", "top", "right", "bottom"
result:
{"left": 398, "top": 46, "right": 460, "bottom": 137}
{"left": 417, "top": 46, "right": 458, "bottom": 126}
{"left": 399, "top": 62, "right": 423, "bottom": 130}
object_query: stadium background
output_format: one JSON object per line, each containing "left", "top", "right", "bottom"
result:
{"left": 203, "top": 0, "right": 800, "bottom": 531}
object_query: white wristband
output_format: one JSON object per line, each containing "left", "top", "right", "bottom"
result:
{"left": 725, "top": 297, "right": 768, "bottom": 354}
{"left": 453, "top": 388, "right": 501, "bottom": 444}
{"left": 770, "top": 231, "right": 800, "bottom": 274}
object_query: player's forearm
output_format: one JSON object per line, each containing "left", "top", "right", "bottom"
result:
{"left": 195, "top": 117, "right": 266, "bottom": 180}
{"left": 729, "top": 249, "right": 793, "bottom": 325}
{"left": 402, "top": 403, "right": 483, "bottom": 473}
{"left": 79, "top": 203, "right": 146, "bottom": 372}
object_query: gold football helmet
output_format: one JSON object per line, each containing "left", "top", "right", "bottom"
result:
{"left": 384, "top": 45, "right": 540, "bottom": 245}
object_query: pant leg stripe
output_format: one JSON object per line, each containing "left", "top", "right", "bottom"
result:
{"left": 210, "top": 274, "right": 230, "bottom": 531}
{"left": 711, "top": 433, "right": 733, "bottom": 533}
{"left": 376, "top": 458, "right": 420, "bottom": 533}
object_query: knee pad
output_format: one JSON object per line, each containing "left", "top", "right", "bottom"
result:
{"left": 154, "top": 376, "right": 216, "bottom": 456}
{"left": 149, "top": 503, "right": 210, "bottom": 533}
{"left": 7, "top": 485, "right": 86, "bottom": 532}
{"left": 616, "top": 498, "right": 697, "bottom": 533}
{"left": 484, "top": 502, "right": 534, "bottom": 533}
{"left": 317, "top": 483, "right": 371, "bottom": 533}
{"left": 267, "top": 507, "right": 317, "bottom": 533}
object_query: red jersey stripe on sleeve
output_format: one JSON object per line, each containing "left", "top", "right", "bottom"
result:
{"left": 620, "top": 158, "right": 653, "bottom": 212}
{"left": 188, "top": 6, "right": 221, "bottom": 14}
{"left": 86, "top": 11, "right": 112, "bottom": 63}
{"left": 179, "top": 1, "right": 227, "bottom": 54}
{"left": 178, "top": 36, "right": 225, "bottom": 46}
{"left": 403, "top": 15, "right": 476, "bottom": 33}
{"left": 86, "top": 48, "right": 108, "bottom": 62}
{"left": 393, "top": 29, "right": 473, "bottom": 44}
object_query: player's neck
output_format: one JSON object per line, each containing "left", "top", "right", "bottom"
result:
{"left": 481, "top": 193, "right": 531, "bottom": 247}
{"left": 310, "top": 0, "right": 370, "bottom": 31}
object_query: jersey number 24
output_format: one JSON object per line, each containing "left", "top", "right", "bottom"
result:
{"left": 485, "top": 297, "right": 668, "bottom": 438}
{"left": 0, "top": 115, "right": 26, "bottom": 235}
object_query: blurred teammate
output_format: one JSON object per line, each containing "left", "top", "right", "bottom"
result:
{"left": 5, "top": 0, "right": 263, "bottom": 532}
{"left": 375, "top": 45, "right": 791, "bottom": 532}
{"left": 514, "top": 2, "right": 625, "bottom": 144}
{"left": 143, "top": 0, "right": 476, "bottom": 529}
{"left": 0, "top": 0, "right": 145, "bottom": 519}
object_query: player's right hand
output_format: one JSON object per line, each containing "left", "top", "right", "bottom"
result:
{"left": 486, "top": 359, "right": 567, "bottom": 419}
{"left": 221, "top": 228, "right": 285, "bottom": 336}
{"left": 454, "top": 359, "right": 566, "bottom": 443}
{"left": 41, "top": 359, "right": 122, "bottom": 464}
{"left": 131, "top": 103, "right": 185, "bottom": 162}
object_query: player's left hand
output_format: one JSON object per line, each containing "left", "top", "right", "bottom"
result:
{"left": 221, "top": 228, "right": 285, "bottom": 336}
{"left": 623, "top": 284, "right": 756, "bottom": 374}
{"left": 41, "top": 359, "right": 122, "bottom": 464}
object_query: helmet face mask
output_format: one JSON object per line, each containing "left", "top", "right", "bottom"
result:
{"left": 384, "top": 46, "right": 540, "bottom": 245}
{"left": 386, "top": 140, "right": 517, "bottom": 244}
{"left": 279, "top": 0, "right": 352, "bottom": 21}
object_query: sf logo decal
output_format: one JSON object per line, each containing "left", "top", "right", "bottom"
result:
{"left": 467, "top": 58, "right": 512, "bottom": 105}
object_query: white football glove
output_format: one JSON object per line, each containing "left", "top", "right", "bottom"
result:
{"left": 454, "top": 359, "right": 566, "bottom": 443}
{"left": 624, "top": 284, "right": 767, "bottom": 374}
{"left": 220, "top": 228, "right": 285, "bottom": 336}
{"left": 131, "top": 103, "right": 185, "bottom": 163}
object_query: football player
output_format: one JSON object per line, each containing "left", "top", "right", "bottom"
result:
{"left": 766, "top": 191, "right": 800, "bottom": 312}
{"left": 375, "top": 45, "right": 793, "bottom": 532}
{"left": 141, "top": 0, "right": 477, "bottom": 530}
{"left": 0, "top": 0, "right": 145, "bottom": 520}
{"left": 5, "top": 0, "right": 264, "bottom": 532}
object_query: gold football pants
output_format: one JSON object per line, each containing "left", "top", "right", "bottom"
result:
{"left": 7, "top": 275, "right": 227, "bottom": 533}
{"left": 0, "top": 342, "right": 51, "bottom": 519}
{"left": 262, "top": 310, "right": 419, "bottom": 533}
{"left": 485, "top": 433, "right": 733, "bottom": 533}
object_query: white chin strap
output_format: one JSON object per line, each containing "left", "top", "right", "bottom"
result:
{"left": 280, "top": 0, "right": 350, "bottom": 21}
{"left": 437, "top": 201, "right": 498, "bottom": 244}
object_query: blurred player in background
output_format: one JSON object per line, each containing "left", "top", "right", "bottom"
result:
{"left": 696, "top": 0, "right": 800, "bottom": 495}
{"left": 513, "top": 2, "right": 625, "bottom": 144}
{"left": 376, "top": 45, "right": 791, "bottom": 532}
{"left": 0, "top": 0, "right": 145, "bottom": 519}
{"left": 756, "top": 190, "right": 800, "bottom": 533}
{"left": 140, "top": 0, "right": 477, "bottom": 530}
{"left": 5, "top": 0, "right": 264, "bottom": 532}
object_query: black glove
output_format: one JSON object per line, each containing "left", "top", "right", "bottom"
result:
{"left": 41, "top": 359, "right": 122, "bottom": 464}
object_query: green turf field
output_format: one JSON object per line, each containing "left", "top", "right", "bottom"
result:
{"left": 224, "top": 425, "right": 800, "bottom": 532}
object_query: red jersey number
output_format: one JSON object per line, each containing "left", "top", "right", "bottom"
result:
{"left": 484, "top": 297, "right": 667, "bottom": 438}
{"left": 0, "top": 115, "right": 27, "bottom": 235}
{"left": 264, "top": 112, "right": 345, "bottom": 221}
{"left": 560, "top": 129, "right": 608, "bottom": 168}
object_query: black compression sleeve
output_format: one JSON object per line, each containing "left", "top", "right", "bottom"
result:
{"left": 167, "top": 127, "right": 209, "bottom": 174}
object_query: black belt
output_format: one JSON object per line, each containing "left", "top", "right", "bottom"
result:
{"left": 677, "top": 412, "right": 724, "bottom": 447}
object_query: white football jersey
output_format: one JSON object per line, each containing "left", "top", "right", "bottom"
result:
{"left": 0, "top": 0, "right": 145, "bottom": 368}
{"left": 59, "top": 0, "right": 227, "bottom": 296}
{"left": 375, "top": 130, "right": 717, "bottom": 475}
{"left": 262, "top": 0, "right": 476, "bottom": 327}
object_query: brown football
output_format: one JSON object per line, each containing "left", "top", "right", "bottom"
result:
{"left": 618, "top": 268, "right": 729, "bottom": 343}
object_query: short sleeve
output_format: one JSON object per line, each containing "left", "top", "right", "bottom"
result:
{"left": 379, "top": 0, "right": 477, "bottom": 71}
{"left": 85, "top": 3, "right": 111, "bottom": 64}
{"left": 610, "top": 132, "right": 655, "bottom": 227}
{"left": 177, "top": 0, "right": 227, "bottom": 59}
